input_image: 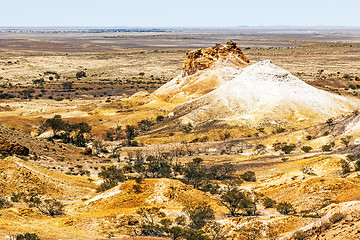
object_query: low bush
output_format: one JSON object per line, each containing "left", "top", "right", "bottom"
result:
{"left": 301, "top": 146, "right": 312, "bottom": 153}
{"left": 329, "top": 212, "right": 345, "bottom": 223}
{"left": 240, "top": 171, "right": 256, "bottom": 182}
{"left": 16, "top": 233, "right": 41, "bottom": 240}
{"left": 262, "top": 197, "right": 276, "bottom": 208}
{"left": 276, "top": 201, "right": 296, "bottom": 215}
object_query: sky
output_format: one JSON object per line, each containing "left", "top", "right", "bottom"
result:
{"left": 1, "top": 0, "right": 360, "bottom": 27}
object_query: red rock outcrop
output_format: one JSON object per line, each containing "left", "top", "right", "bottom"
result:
{"left": 0, "top": 140, "right": 29, "bottom": 156}
{"left": 182, "top": 41, "right": 250, "bottom": 76}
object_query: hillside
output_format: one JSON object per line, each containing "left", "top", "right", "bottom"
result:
{"left": 1, "top": 39, "right": 360, "bottom": 240}
{"left": 0, "top": 156, "right": 95, "bottom": 199}
{"left": 173, "top": 60, "right": 358, "bottom": 128}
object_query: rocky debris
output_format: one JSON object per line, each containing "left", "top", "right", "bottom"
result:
{"left": 0, "top": 140, "right": 29, "bottom": 156}
{"left": 11, "top": 143, "right": 29, "bottom": 156}
{"left": 182, "top": 41, "right": 249, "bottom": 76}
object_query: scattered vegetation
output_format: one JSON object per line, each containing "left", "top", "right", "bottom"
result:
{"left": 136, "top": 202, "right": 216, "bottom": 240}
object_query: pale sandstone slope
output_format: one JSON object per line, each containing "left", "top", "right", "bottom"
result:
{"left": 173, "top": 60, "right": 358, "bottom": 127}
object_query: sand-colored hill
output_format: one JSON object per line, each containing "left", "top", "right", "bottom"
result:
{"left": 74, "top": 178, "right": 227, "bottom": 217}
{"left": 0, "top": 156, "right": 95, "bottom": 199}
{"left": 152, "top": 42, "right": 249, "bottom": 104}
{"left": 173, "top": 60, "right": 358, "bottom": 127}
{"left": 258, "top": 176, "right": 360, "bottom": 212}
{"left": 279, "top": 201, "right": 360, "bottom": 240}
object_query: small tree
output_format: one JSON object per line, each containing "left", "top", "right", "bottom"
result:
{"left": 262, "top": 197, "right": 276, "bottom": 208}
{"left": 146, "top": 155, "right": 172, "bottom": 178}
{"left": 183, "top": 122, "right": 193, "bottom": 133}
{"left": 138, "top": 119, "right": 153, "bottom": 131}
{"left": 341, "top": 136, "right": 351, "bottom": 148}
{"left": 97, "top": 165, "right": 126, "bottom": 192}
{"left": 183, "top": 202, "right": 214, "bottom": 230}
{"left": 136, "top": 207, "right": 166, "bottom": 236}
{"left": 125, "top": 125, "right": 138, "bottom": 146}
{"left": 182, "top": 158, "right": 207, "bottom": 189}
{"left": 34, "top": 198, "right": 64, "bottom": 217}
{"left": 220, "top": 189, "right": 256, "bottom": 216}
{"left": 15, "top": 233, "right": 41, "bottom": 240}
{"left": 241, "top": 171, "right": 256, "bottom": 182}
{"left": 255, "top": 144, "right": 266, "bottom": 154}
{"left": 44, "top": 115, "right": 65, "bottom": 136}
{"left": 76, "top": 71, "right": 86, "bottom": 79}
{"left": 281, "top": 144, "right": 296, "bottom": 154}
{"left": 208, "top": 163, "right": 235, "bottom": 180}
{"left": 220, "top": 189, "right": 246, "bottom": 216}
{"left": 276, "top": 201, "right": 296, "bottom": 215}
{"left": 301, "top": 146, "right": 312, "bottom": 153}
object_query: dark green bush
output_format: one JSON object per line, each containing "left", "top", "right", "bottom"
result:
{"left": 281, "top": 144, "right": 296, "bottom": 154}
{"left": 329, "top": 212, "right": 345, "bottom": 223}
{"left": 301, "top": 146, "right": 312, "bottom": 153}
{"left": 16, "top": 233, "right": 41, "bottom": 240}
{"left": 262, "top": 197, "right": 276, "bottom": 208}
{"left": 240, "top": 171, "right": 256, "bottom": 182}
{"left": 276, "top": 201, "right": 296, "bottom": 215}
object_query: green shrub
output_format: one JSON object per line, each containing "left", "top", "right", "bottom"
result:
{"left": 293, "top": 230, "right": 308, "bottom": 240}
{"left": 321, "top": 144, "right": 332, "bottom": 152}
{"left": 276, "top": 201, "right": 295, "bottom": 215}
{"left": 281, "top": 144, "right": 296, "bottom": 154}
{"left": 97, "top": 165, "right": 126, "bottom": 192}
{"left": 182, "top": 123, "right": 193, "bottom": 133}
{"left": 16, "top": 233, "right": 41, "bottom": 240}
{"left": 133, "top": 184, "right": 142, "bottom": 193}
{"left": 76, "top": 71, "right": 86, "bottom": 79}
{"left": 34, "top": 199, "right": 64, "bottom": 217}
{"left": 329, "top": 212, "right": 345, "bottom": 223}
{"left": 156, "top": 115, "right": 165, "bottom": 122}
{"left": 0, "top": 197, "right": 13, "bottom": 209}
{"left": 241, "top": 171, "right": 256, "bottom": 182}
{"left": 355, "top": 160, "right": 360, "bottom": 171}
{"left": 301, "top": 146, "right": 312, "bottom": 153}
{"left": 262, "top": 197, "right": 276, "bottom": 208}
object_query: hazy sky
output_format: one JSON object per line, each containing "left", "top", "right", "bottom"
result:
{"left": 2, "top": 0, "right": 360, "bottom": 27}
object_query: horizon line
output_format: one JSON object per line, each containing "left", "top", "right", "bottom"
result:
{"left": 1, "top": 25, "right": 360, "bottom": 29}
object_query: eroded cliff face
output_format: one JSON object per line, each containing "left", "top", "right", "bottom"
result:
{"left": 152, "top": 41, "right": 250, "bottom": 103}
{"left": 182, "top": 41, "right": 250, "bottom": 76}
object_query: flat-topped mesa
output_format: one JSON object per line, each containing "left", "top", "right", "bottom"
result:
{"left": 182, "top": 41, "right": 250, "bottom": 76}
